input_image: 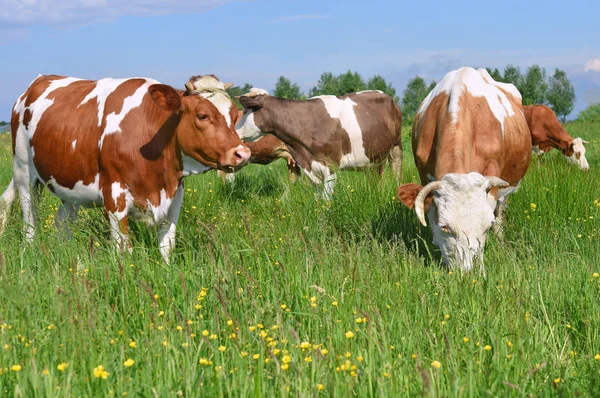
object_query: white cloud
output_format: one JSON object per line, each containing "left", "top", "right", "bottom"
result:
{"left": 584, "top": 59, "right": 600, "bottom": 72}
{"left": 0, "top": 0, "right": 237, "bottom": 25}
{"left": 269, "top": 14, "right": 328, "bottom": 23}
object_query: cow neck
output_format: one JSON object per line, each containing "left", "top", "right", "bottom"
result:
{"left": 433, "top": 127, "right": 472, "bottom": 178}
{"left": 257, "top": 97, "right": 307, "bottom": 155}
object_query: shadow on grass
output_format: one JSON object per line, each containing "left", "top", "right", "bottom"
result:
{"left": 370, "top": 203, "right": 441, "bottom": 264}
{"left": 216, "top": 168, "right": 288, "bottom": 202}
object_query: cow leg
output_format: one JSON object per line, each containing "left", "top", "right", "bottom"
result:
{"left": 12, "top": 135, "right": 38, "bottom": 242}
{"left": 158, "top": 184, "right": 184, "bottom": 264}
{"left": 16, "top": 180, "right": 41, "bottom": 244}
{"left": 389, "top": 145, "right": 403, "bottom": 183}
{"left": 103, "top": 182, "right": 132, "bottom": 255}
{"left": 108, "top": 211, "right": 131, "bottom": 255}
{"left": 55, "top": 201, "right": 80, "bottom": 240}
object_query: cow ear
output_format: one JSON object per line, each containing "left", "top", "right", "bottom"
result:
{"left": 397, "top": 183, "right": 435, "bottom": 211}
{"left": 239, "top": 95, "right": 264, "bottom": 110}
{"left": 149, "top": 84, "right": 182, "bottom": 112}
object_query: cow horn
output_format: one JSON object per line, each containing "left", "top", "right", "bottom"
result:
{"left": 414, "top": 181, "right": 440, "bottom": 227}
{"left": 224, "top": 82, "right": 234, "bottom": 90}
{"left": 581, "top": 139, "right": 590, "bottom": 144}
{"left": 185, "top": 82, "right": 195, "bottom": 92}
{"left": 486, "top": 176, "right": 509, "bottom": 188}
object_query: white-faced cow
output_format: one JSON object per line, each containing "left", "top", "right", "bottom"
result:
{"left": 236, "top": 88, "right": 403, "bottom": 197}
{"left": 0, "top": 74, "right": 250, "bottom": 262}
{"left": 397, "top": 67, "right": 531, "bottom": 271}
{"left": 524, "top": 104, "right": 589, "bottom": 170}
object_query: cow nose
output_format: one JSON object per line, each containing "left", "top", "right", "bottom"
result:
{"left": 223, "top": 145, "right": 251, "bottom": 168}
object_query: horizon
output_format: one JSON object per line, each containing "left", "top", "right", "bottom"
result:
{"left": 1, "top": 0, "right": 598, "bottom": 121}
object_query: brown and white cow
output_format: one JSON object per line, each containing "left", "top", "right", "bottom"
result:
{"left": 524, "top": 104, "right": 589, "bottom": 170}
{"left": 397, "top": 67, "right": 531, "bottom": 271}
{"left": 0, "top": 74, "right": 250, "bottom": 262}
{"left": 236, "top": 88, "right": 403, "bottom": 197}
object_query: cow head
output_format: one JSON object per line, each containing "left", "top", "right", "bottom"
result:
{"left": 236, "top": 88, "right": 270, "bottom": 142}
{"left": 148, "top": 77, "right": 250, "bottom": 172}
{"left": 564, "top": 137, "right": 590, "bottom": 170}
{"left": 397, "top": 172, "right": 509, "bottom": 271}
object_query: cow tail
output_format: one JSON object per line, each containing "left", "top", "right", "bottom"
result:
{"left": 0, "top": 179, "right": 15, "bottom": 236}
{"left": 389, "top": 101, "right": 403, "bottom": 182}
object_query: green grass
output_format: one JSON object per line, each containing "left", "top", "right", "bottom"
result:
{"left": 0, "top": 123, "right": 599, "bottom": 397}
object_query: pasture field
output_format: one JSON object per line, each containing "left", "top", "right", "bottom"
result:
{"left": 0, "top": 123, "right": 599, "bottom": 397}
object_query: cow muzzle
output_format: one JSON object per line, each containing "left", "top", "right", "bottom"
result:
{"left": 220, "top": 145, "right": 251, "bottom": 171}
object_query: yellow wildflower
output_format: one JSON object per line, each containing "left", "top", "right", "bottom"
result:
{"left": 317, "top": 384, "right": 324, "bottom": 391}
{"left": 93, "top": 365, "right": 109, "bottom": 379}
{"left": 129, "top": 341, "right": 137, "bottom": 348}
{"left": 123, "top": 359, "right": 134, "bottom": 367}
{"left": 253, "top": 354, "right": 260, "bottom": 360}
{"left": 11, "top": 365, "right": 22, "bottom": 372}
{"left": 218, "top": 346, "right": 226, "bottom": 352}
{"left": 57, "top": 362, "right": 68, "bottom": 371}
{"left": 345, "top": 331, "right": 354, "bottom": 339}
{"left": 484, "top": 345, "right": 492, "bottom": 351}
{"left": 431, "top": 360, "right": 441, "bottom": 369}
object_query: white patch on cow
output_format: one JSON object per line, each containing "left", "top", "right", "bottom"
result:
{"left": 317, "top": 96, "right": 370, "bottom": 169}
{"left": 79, "top": 78, "right": 134, "bottom": 126}
{"left": 225, "top": 172, "right": 236, "bottom": 183}
{"left": 200, "top": 91, "right": 233, "bottom": 128}
{"left": 427, "top": 172, "right": 496, "bottom": 271}
{"left": 182, "top": 154, "right": 211, "bottom": 176}
{"left": 532, "top": 145, "right": 544, "bottom": 155}
{"left": 158, "top": 184, "right": 184, "bottom": 263}
{"left": 48, "top": 174, "right": 102, "bottom": 206}
{"left": 99, "top": 79, "right": 156, "bottom": 149}
{"left": 22, "top": 77, "right": 82, "bottom": 140}
{"left": 302, "top": 161, "right": 336, "bottom": 199}
{"left": 71, "top": 139, "right": 77, "bottom": 150}
{"left": 108, "top": 211, "right": 131, "bottom": 255}
{"left": 565, "top": 137, "right": 589, "bottom": 170}
{"left": 417, "top": 67, "right": 519, "bottom": 137}
{"left": 146, "top": 189, "right": 173, "bottom": 226}
{"left": 356, "top": 90, "right": 384, "bottom": 94}
{"left": 110, "top": 181, "right": 133, "bottom": 220}
{"left": 236, "top": 111, "right": 264, "bottom": 142}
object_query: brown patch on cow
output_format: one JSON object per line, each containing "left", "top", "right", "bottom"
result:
{"left": 353, "top": 92, "right": 402, "bottom": 163}
{"left": 524, "top": 104, "right": 573, "bottom": 154}
{"left": 10, "top": 109, "right": 18, "bottom": 156}
{"left": 22, "top": 109, "right": 32, "bottom": 129}
{"left": 397, "top": 183, "right": 422, "bottom": 209}
{"left": 30, "top": 78, "right": 100, "bottom": 188}
{"left": 412, "top": 81, "right": 530, "bottom": 187}
{"left": 23, "top": 75, "right": 62, "bottom": 108}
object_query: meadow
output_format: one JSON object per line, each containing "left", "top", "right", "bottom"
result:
{"left": 0, "top": 123, "right": 599, "bottom": 397}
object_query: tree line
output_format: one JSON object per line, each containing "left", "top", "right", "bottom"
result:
{"left": 227, "top": 65, "right": 598, "bottom": 124}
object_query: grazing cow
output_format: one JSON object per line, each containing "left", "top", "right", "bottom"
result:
{"left": 396, "top": 67, "right": 531, "bottom": 271}
{"left": 236, "top": 88, "right": 403, "bottom": 197}
{"left": 524, "top": 104, "right": 589, "bottom": 170}
{"left": 219, "top": 111, "right": 300, "bottom": 183}
{"left": 0, "top": 74, "right": 250, "bottom": 262}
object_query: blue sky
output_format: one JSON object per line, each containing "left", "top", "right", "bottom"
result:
{"left": 1, "top": 0, "right": 599, "bottom": 121}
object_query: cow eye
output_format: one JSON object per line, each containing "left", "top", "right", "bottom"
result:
{"left": 440, "top": 225, "right": 451, "bottom": 233}
{"left": 197, "top": 114, "right": 208, "bottom": 120}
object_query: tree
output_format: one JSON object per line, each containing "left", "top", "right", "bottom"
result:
{"left": 503, "top": 64, "right": 523, "bottom": 90}
{"left": 546, "top": 69, "right": 575, "bottom": 123}
{"left": 0, "top": 121, "right": 7, "bottom": 126}
{"left": 366, "top": 75, "right": 399, "bottom": 102}
{"left": 427, "top": 81, "right": 437, "bottom": 93}
{"left": 273, "top": 76, "right": 305, "bottom": 99}
{"left": 227, "top": 83, "right": 254, "bottom": 109}
{"left": 486, "top": 67, "right": 503, "bottom": 82}
{"left": 577, "top": 103, "right": 600, "bottom": 122}
{"left": 401, "top": 76, "right": 429, "bottom": 125}
{"left": 337, "top": 70, "right": 366, "bottom": 95}
{"left": 308, "top": 72, "right": 340, "bottom": 97}
{"left": 521, "top": 65, "right": 548, "bottom": 105}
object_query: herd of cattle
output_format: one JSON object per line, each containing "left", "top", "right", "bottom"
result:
{"left": 0, "top": 67, "right": 590, "bottom": 271}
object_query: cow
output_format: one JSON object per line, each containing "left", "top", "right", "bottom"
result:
{"left": 524, "top": 104, "right": 589, "bottom": 170}
{"left": 235, "top": 88, "right": 403, "bottom": 198}
{"left": 0, "top": 74, "right": 251, "bottom": 263}
{"left": 396, "top": 67, "right": 531, "bottom": 272}
{"left": 218, "top": 111, "right": 300, "bottom": 183}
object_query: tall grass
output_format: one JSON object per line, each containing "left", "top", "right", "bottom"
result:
{"left": 0, "top": 123, "right": 599, "bottom": 396}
